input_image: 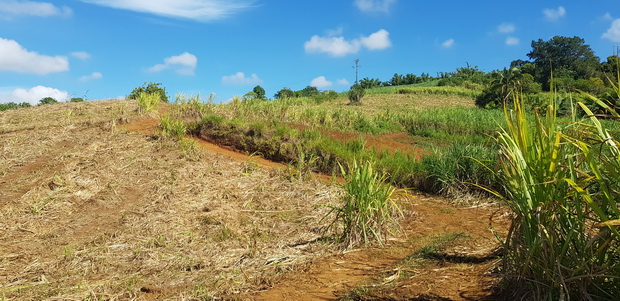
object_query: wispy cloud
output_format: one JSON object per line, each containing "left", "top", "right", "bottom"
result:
{"left": 71, "top": 51, "right": 91, "bottom": 60}
{"left": 81, "top": 0, "right": 255, "bottom": 22}
{"left": 505, "top": 37, "right": 520, "bottom": 46}
{"left": 0, "top": 38, "right": 69, "bottom": 74}
{"left": 441, "top": 38, "right": 455, "bottom": 48}
{"left": 79, "top": 72, "right": 103, "bottom": 82}
{"left": 147, "top": 52, "right": 197, "bottom": 75}
{"left": 304, "top": 29, "right": 391, "bottom": 57}
{"left": 0, "top": 0, "right": 72, "bottom": 18}
{"left": 543, "top": 6, "right": 566, "bottom": 21}
{"left": 497, "top": 23, "right": 515, "bottom": 34}
{"left": 602, "top": 19, "right": 620, "bottom": 42}
{"left": 354, "top": 0, "right": 396, "bottom": 13}
{"left": 221, "top": 72, "right": 263, "bottom": 85}
{"left": 337, "top": 78, "right": 350, "bottom": 86}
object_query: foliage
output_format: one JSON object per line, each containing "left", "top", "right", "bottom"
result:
{"left": 492, "top": 92, "right": 620, "bottom": 299}
{"left": 476, "top": 68, "right": 541, "bottom": 108}
{"left": 136, "top": 92, "right": 161, "bottom": 114}
{"left": 252, "top": 85, "right": 266, "bottom": 100}
{"left": 527, "top": 36, "right": 600, "bottom": 89}
{"left": 325, "top": 160, "right": 400, "bottom": 247}
{"left": 128, "top": 82, "right": 169, "bottom": 103}
{"left": 297, "top": 86, "right": 320, "bottom": 98}
{"left": 274, "top": 87, "right": 295, "bottom": 99}
{"left": 0, "top": 102, "right": 31, "bottom": 111}
{"left": 38, "top": 97, "right": 58, "bottom": 105}
{"left": 70, "top": 97, "right": 85, "bottom": 103}
{"left": 160, "top": 115, "right": 186, "bottom": 140}
{"left": 348, "top": 84, "right": 365, "bottom": 103}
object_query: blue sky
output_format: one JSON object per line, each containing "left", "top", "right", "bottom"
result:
{"left": 0, "top": 0, "right": 619, "bottom": 104}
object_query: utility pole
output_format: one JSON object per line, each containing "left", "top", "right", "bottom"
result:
{"left": 615, "top": 45, "right": 620, "bottom": 56}
{"left": 353, "top": 59, "right": 360, "bottom": 84}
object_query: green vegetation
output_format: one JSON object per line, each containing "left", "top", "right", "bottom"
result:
{"left": 128, "top": 82, "right": 169, "bottom": 103}
{"left": 347, "top": 84, "right": 365, "bottom": 104}
{"left": 38, "top": 97, "right": 58, "bottom": 105}
{"left": 160, "top": 114, "right": 186, "bottom": 140}
{"left": 0, "top": 102, "right": 31, "bottom": 111}
{"left": 492, "top": 90, "right": 620, "bottom": 299}
{"left": 324, "top": 160, "right": 401, "bottom": 247}
{"left": 135, "top": 92, "right": 160, "bottom": 114}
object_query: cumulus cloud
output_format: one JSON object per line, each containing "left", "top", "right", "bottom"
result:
{"left": 0, "top": 85, "right": 69, "bottom": 104}
{"left": 497, "top": 23, "right": 515, "bottom": 34}
{"left": 603, "top": 19, "right": 620, "bottom": 42}
{"left": 441, "top": 39, "right": 455, "bottom": 48}
{"left": 544, "top": 6, "right": 566, "bottom": 21}
{"left": 71, "top": 51, "right": 91, "bottom": 60}
{"left": 0, "top": 38, "right": 69, "bottom": 74}
{"left": 354, "top": 0, "right": 396, "bottom": 13}
{"left": 310, "top": 76, "right": 333, "bottom": 88}
{"left": 0, "top": 0, "right": 72, "bottom": 18}
{"left": 337, "top": 78, "right": 350, "bottom": 86}
{"left": 147, "top": 52, "right": 197, "bottom": 75}
{"left": 221, "top": 72, "right": 263, "bottom": 85}
{"left": 505, "top": 37, "right": 520, "bottom": 46}
{"left": 79, "top": 72, "right": 103, "bottom": 82}
{"left": 304, "top": 29, "right": 392, "bottom": 57}
{"left": 80, "top": 0, "right": 254, "bottom": 22}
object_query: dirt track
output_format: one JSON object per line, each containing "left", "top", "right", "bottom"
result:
{"left": 0, "top": 100, "right": 509, "bottom": 300}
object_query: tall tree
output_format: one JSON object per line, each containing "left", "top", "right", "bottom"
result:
{"left": 527, "top": 36, "right": 600, "bottom": 89}
{"left": 252, "top": 85, "right": 266, "bottom": 100}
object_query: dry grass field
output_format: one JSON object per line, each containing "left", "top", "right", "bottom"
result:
{"left": 0, "top": 99, "right": 509, "bottom": 300}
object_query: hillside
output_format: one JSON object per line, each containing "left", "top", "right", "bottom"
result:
{"left": 0, "top": 96, "right": 510, "bottom": 300}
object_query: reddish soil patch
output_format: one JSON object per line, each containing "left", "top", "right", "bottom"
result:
{"left": 250, "top": 195, "right": 510, "bottom": 300}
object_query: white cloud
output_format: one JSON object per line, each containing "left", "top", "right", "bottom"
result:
{"left": 71, "top": 51, "right": 91, "bottom": 60}
{"left": 0, "top": 38, "right": 69, "bottom": 74}
{"left": 506, "top": 37, "right": 520, "bottom": 46}
{"left": 147, "top": 52, "right": 197, "bottom": 75}
{"left": 603, "top": 19, "right": 620, "bottom": 42}
{"left": 79, "top": 72, "right": 103, "bottom": 82}
{"left": 354, "top": 0, "right": 396, "bottom": 13}
{"left": 0, "top": 0, "right": 72, "bottom": 18}
{"left": 441, "top": 39, "right": 455, "bottom": 48}
{"left": 0, "top": 85, "right": 69, "bottom": 104}
{"left": 337, "top": 78, "right": 350, "bottom": 86}
{"left": 304, "top": 29, "right": 392, "bottom": 57}
{"left": 544, "top": 6, "right": 566, "bottom": 21}
{"left": 360, "top": 29, "right": 391, "bottom": 50}
{"left": 81, "top": 0, "right": 254, "bottom": 22}
{"left": 601, "top": 13, "right": 613, "bottom": 22}
{"left": 310, "top": 76, "right": 333, "bottom": 88}
{"left": 497, "top": 23, "right": 515, "bottom": 34}
{"left": 221, "top": 72, "right": 263, "bottom": 85}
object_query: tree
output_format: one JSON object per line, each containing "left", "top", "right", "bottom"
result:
{"left": 38, "top": 97, "right": 58, "bottom": 105}
{"left": 128, "top": 82, "right": 169, "bottom": 102}
{"left": 252, "top": 85, "right": 266, "bottom": 100}
{"left": 274, "top": 87, "right": 295, "bottom": 99}
{"left": 298, "top": 86, "right": 319, "bottom": 98}
{"left": 348, "top": 84, "right": 365, "bottom": 104}
{"left": 527, "top": 36, "right": 600, "bottom": 89}
{"left": 70, "top": 97, "right": 84, "bottom": 102}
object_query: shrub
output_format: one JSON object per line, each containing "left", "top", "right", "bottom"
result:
{"left": 38, "top": 97, "right": 58, "bottom": 105}
{"left": 136, "top": 92, "right": 160, "bottom": 114}
{"left": 348, "top": 84, "right": 366, "bottom": 104}
{"left": 160, "top": 115, "right": 186, "bottom": 140}
{"left": 128, "top": 82, "right": 169, "bottom": 103}
{"left": 70, "top": 97, "right": 85, "bottom": 102}
{"left": 325, "top": 160, "right": 401, "bottom": 247}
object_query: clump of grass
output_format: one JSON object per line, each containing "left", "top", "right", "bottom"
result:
{"left": 160, "top": 114, "right": 186, "bottom": 140}
{"left": 325, "top": 160, "right": 402, "bottom": 248}
{"left": 136, "top": 92, "right": 160, "bottom": 114}
{"left": 493, "top": 92, "right": 620, "bottom": 299}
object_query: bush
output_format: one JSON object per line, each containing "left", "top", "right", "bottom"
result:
{"left": 38, "top": 97, "right": 58, "bottom": 105}
{"left": 128, "top": 82, "right": 169, "bottom": 103}
{"left": 70, "top": 97, "right": 85, "bottom": 103}
{"left": 348, "top": 84, "right": 365, "bottom": 103}
{"left": 136, "top": 92, "right": 161, "bottom": 114}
